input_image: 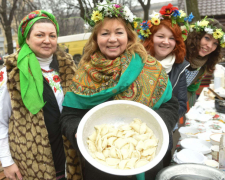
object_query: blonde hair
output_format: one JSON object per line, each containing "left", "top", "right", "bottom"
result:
{"left": 80, "top": 17, "right": 148, "bottom": 65}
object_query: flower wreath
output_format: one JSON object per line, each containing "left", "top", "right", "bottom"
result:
{"left": 136, "top": 3, "right": 194, "bottom": 41}
{"left": 86, "top": 1, "right": 139, "bottom": 29}
{"left": 190, "top": 17, "right": 225, "bottom": 48}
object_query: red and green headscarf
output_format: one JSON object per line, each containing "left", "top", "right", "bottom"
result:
{"left": 17, "top": 10, "right": 59, "bottom": 114}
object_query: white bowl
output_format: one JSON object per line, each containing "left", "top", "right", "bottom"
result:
{"left": 204, "top": 160, "right": 219, "bottom": 168}
{"left": 175, "top": 149, "right": 205, "bottom": 164}
{"left": 197, "top": 132, "right": 211, "bottom": 141}
{"left": 77, "top": 100, "right": 169, "bottom": 176}
{"left": 178, "top": 127, "right": 200, "bottom": 139}
{"left": 210, "top": 133, "right": 225, "bottom": 145}
{"left": 180, "top": 138, "right": 212, "bottom": 154}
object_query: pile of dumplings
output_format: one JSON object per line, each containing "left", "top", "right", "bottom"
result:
{"left": 87, "top": 118, "right": 159, "bottom": 169}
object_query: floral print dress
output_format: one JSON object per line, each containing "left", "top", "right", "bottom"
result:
{"left": 41, "top": 68, "right": 64, "bottom": 112}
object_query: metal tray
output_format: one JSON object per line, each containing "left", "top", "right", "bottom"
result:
{"left": 156, "top": 164, "right": 225, "bottom": 180}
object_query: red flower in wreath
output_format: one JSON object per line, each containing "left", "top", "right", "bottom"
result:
{"left": 28, "top": 13, "right": 36, "bottom": 19}
{"left": 159, "top": 3, "right": 178, "bottom": 16}
{"left": 147, "top": 20, "right": 153, "bottom": 28}
{"left": 53, "top": 75, "right": 60, "bottom": 82}
{"left": 182, "top": 29, "right": 188, "bottom": 36}
{"left": 0, "top": 71, "right": 4, "bottom": 82}
{"left": 45, "top": 77, "right": 49, "bottom": 83}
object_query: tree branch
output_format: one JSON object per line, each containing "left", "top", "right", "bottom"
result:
{"left": 8, "top": 0, "right": 18, "bottom": 24}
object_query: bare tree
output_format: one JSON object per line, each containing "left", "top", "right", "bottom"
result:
{"left": 0, "top": 0, "right": 18, "bottom": 54}
{"left": 186, "top": 0, "right": 200, "bottom": 21}
{"left": 73, "top": 0, "right": 113, "bottom": 20}
{"left": 138, "top": 0, "right": 151, "bottom": 20}
{"left": 43, "top": 0, "right": 84, "bottom": 36}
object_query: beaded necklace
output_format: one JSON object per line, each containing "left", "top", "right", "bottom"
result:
{"left": 41, "top": 68, "right": 54, "bottom": 73}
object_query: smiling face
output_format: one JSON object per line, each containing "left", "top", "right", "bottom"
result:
{"left": 153, "top": 26, "right": 176, "bottom": 60}
{"left": 26, "top": 22, "right": 57, "bottom": 58}
{"left": 198, "top": 34, "right": 218, "bottom": 57}
{"left": 97, "top": 19, "right": 128, "bottom": 60}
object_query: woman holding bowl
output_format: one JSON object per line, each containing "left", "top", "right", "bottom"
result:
{"left": 0, "top": 10, "right": 80, "bottom": 180}
{"left": 60, "top": 2, "right": 179, "bottom": 180}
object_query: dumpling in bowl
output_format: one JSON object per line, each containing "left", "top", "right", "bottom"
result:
{"left": 106, "top": 158, "right": 120, "bottom": 166}
{"left": 135, "top": 159, "right": 149, "bottom": 168}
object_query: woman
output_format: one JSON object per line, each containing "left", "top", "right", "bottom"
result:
{"left": 139, "top": 3, "right": 192, "bottom": 121}
{"left": 0, "top": 10, "right": 81, "bottom": 180}
{"left": 137, "top": 3, "right": 192, "bottom": 167}
{"left": 60, "top": 2, "right": 179, "bottom": 180}
{"left": 185, "top": 18, "right": 225, "bottom": 106}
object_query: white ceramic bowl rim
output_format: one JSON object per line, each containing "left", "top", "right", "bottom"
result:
{"left": 176, "top": 149, "right": 205, "bottom": 164}
{"left": 77, "top": 100, "right": 169, "bottom": 176}
{"left": 178, "top": 127, "right": 200, "bottom": 138}
{"left": 180, "top": 138, "right": 211, "bottom": 154}
{"left": 210, "top": 133, "right": 224, "bottom": 143}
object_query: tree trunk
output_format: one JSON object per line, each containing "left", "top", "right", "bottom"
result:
{"left": 0, "top": 0, "right": 18, "bottom": 54}
{"left": 143, "top": 6, "right": 149, "bottom": 20}
{"left": 186, "top": 0, "right": 201, "bottom": 21}
{"left": 78, "top": 0, "right": 85, "bottom": 19}
{"left": 138, "top": 0, "right": 151, "bottom": 21}
{"left": 5, "top": 24, "right": 13, "bottom": 54}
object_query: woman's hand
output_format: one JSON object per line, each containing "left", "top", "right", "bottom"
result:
{"left": 75, "top": 133, "right": 77, "bottom": 138}
{"left": 4, "top": 163, "right": 22, "bottom": 180}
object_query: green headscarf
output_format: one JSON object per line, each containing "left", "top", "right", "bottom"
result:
{"left": 17, "top": 10, "right": 59, "bottom": 114}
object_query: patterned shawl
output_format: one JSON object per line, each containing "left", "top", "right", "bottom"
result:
{"left": 63, "top": 51, "right": 172, "bottom": 110}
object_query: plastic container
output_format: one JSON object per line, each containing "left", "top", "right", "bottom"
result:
{"left": 219, "top": 134, "right": 225, "bottom": 170}
{"left": 211, "top": 145, "right": 219, "bottom": 161}
{"left": 214, "top": 64, "right": 225, "bottom": 90}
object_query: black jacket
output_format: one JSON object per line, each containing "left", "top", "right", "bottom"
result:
{"left": 168, "top": 60, "right": 190, "bottom": 118}
{"left": 42, "top": 55, "right": 66, "bottom": 172}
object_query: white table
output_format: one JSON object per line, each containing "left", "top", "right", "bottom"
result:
{"left": 172, "top": 87, "right": 225, "bottom": 168}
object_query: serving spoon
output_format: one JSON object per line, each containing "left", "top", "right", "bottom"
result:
{"left": 208, "top": 87, "right": 225, "bottom": 100}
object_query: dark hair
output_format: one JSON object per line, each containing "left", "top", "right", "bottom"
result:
{"left": 26, "top": 18, "right": 56, "bottom": 39}
{"left": 142, "top": 19, "right": 186, "bottom": 63}
{"left": 185, "top": 18, "right": 225, "bottom": 72}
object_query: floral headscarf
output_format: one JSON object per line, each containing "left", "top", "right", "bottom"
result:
{"left": 18, "top": 10, "right": 59, "bottom": 47}
{"left": 17, "top": 10, "right": 59, "bottom": 114}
